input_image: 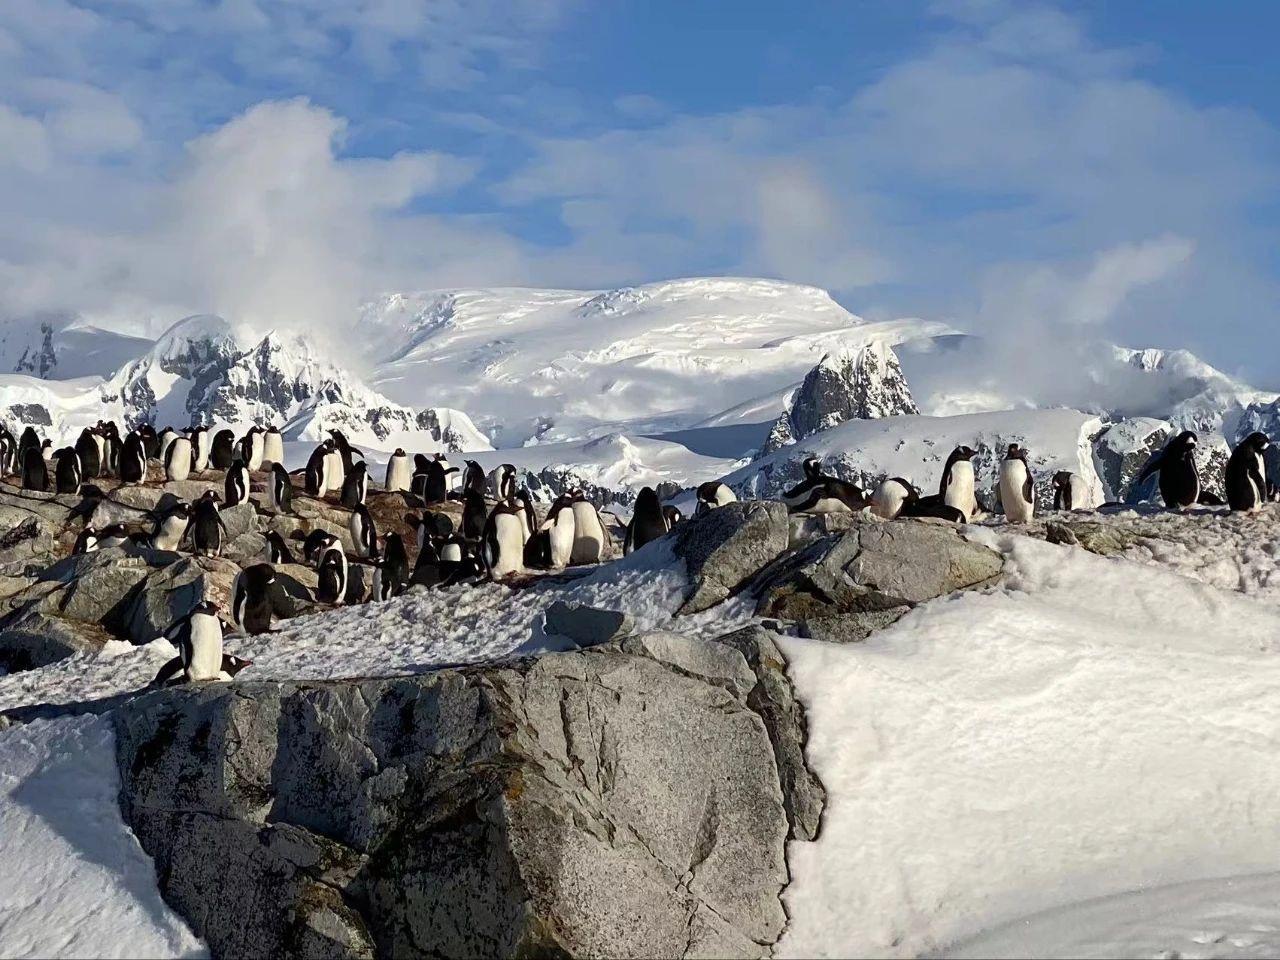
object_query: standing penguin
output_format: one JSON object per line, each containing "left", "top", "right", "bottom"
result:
{"left": 21, "top": 444, "right": 49, "bottom": 490}
{"left": 232, "top": 564, "right": 278, "bottom": 635}
{"left": 165, "top": 434, "right": 194, "bottom": 482}
{"left": 538, "top": 495, "right": 577, "bottom": 569}
{"left": 569, "top": 490, "right": 608, "bottom": 565}
{"left": 424, "top": 457, "right": 457, "bottom": 504}
{"left": 1226, "top": 432, "right": 1270, "bottom": 512}
{"left": 244, "top": 426, "right": 265, "bottom": 471}
{"left": 340, "top": 461, "right": 368, "bottom": 509}
{"left": 482, "top": 499, "right": 528, "bottom": 579}
{"left": 305, "top": 440, "right": 334, "bottom": 497}
{"left": 1051, "top": 471, "right": 1091, "bottom": 512}
{"left": 188, "top": 493, "right": 229, "bottom": 556}
{"left": 349, "top": 504, "right": 377, "bottom": 558}
{"left": 100, "top": 423, "right": 122, "bottom": 476}
{"left": 261, "top": 426, "right": 284, "bottom": 470}
{"left": 694, "top": 481, "right": 737, "bottom": 515}
{"left": 462, "top": 460, "right": 486, "bottom": 498}
{"left": 303, "top": 530, "right": 340, "bottom": 566}
{"left": 317, "top": 545, "right": 348, "bottom": 604}
{"left": 17, "top": 426, "right": 40, "bottom": 464}
{"left": 461, "top": 488, "right": 488, "bottom": 543}
{"left": 0, "top": 426, "right": 15, "bottom": 476}
{"left": 268, "top": 462, "right": 293, "bottom": 514}
{"left": 998, "top": 444, "right": 1036, "bottom": 523}
{"left": 150, "top": 502, "right": 190, "bottom": 551}
{"left": 516, "top": 488, "right": 538, "bottom": 541}
{"left": 488, "top": 464, "right": 517, "bottom": 502}
{"left": 264, "top": 530, "right": 296, "bottom": 565}
{"left": 624, "top": 487, "right": 669, "bottom": 555}
{"left": 869, "top": 477, "right": 917, "bottom": 520}
{"left": 136, "top": 424, "right": 159, "bottom": 460}
{"left": 939, "top": 445, "right": 979, "bottom": 521}
{"left": 782, "top": 458, "right": 866, "bottom": 514}
{"left": 385, "top": 449, "right": 411, "bottom": 493}
{"left": 120, "top": 431, "right": 147, "bottom": 483}
{"left": 410, "top": 538, "right": 444, "bottom": 588}
{"left": 190, "top": 426, "right": 211, "bottom": 472}
{"left": 210, "top": 429, "right": 236, "bottom": 470}
{"left": 75, "top": 429, "right": 101, "bottom": 480}
{"left": 53, "top": 448, "right": 82, "bottom": 494}
{"left": 161, "top": 601, "right": 230, "bottom": 682}
{"left": 157, "top": 428, "right": 178, "bottom": 462}
{"left": 327, "top": 430, "right": 363, "bottom": 473}
{"left": 372, "top": 533, "right": 409, "bottom": 601}
{"left": 1135, "top": 431, "right": 1201, "bottom": 510}
{"left": 224, "top": 458, "right": 250, "bottom": 507}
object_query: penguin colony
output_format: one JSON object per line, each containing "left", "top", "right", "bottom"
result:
{"left": 0, "top": 416, "right": 1273, "bottom": 690}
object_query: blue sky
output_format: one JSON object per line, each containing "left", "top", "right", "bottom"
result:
{"left": 1, "top": 0, "right": 1278, "bottom": 384}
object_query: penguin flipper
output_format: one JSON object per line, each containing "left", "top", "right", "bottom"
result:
{"left": 150, "top": 656, "right": 184, "bottom": 688}
{"left": 1022, "top": 471, "right": 1035, "bottom": 505}
{"left": 1135, "top": 452, "right": 1165, "bottom": 485}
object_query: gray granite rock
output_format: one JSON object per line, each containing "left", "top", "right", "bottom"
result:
{"left": 673, "top": 500, "right": 790, "bottom": 615}
{"left": 545, "top": 600, "right": 634, "bottom": 646}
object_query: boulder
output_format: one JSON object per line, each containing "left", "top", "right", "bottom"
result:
{"left": 674, "top": 501, "right": 790, "bottom": 615}
{"left": 0, "top": 606, "right": 113, "bottom": 672}
{"left": 544, "top": 601, "right": 634, "bottom": 646}
{"left": 125, "top": 556, "right": 241, "bottom": 642}
{"left": 113, "top": 637, "right": 802, "bottom": 959}
{"left": 223, "top": 531, "right": 268, "bottom": 566}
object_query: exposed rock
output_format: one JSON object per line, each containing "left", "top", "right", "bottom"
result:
{"left": 544, "top": 601, "right": 634, "bottom": 646}
{"left": 0, "top": 607, "right": 114, "bottom": 671}
{"left": 113, "top": 637, "right": 801, "bottom": 959}
{"left": 674, "top": 500, "right": 790, "bottom": 615}
{"left": 125, "top": 555, "right": 241, "bottom": 642}
{"left": 788, "top": 510, "right": 860, "bottom": 547}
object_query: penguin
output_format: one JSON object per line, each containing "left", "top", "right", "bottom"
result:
{"left": 662, "top": 505, "right": 684, "bottom": 528}
{"left": 53, "top": 447, "right": 82, "bottom": 494}
{"left": 188, "top": 493, "right": 229, "bottom": 556}
{"left": 325, "top": 447, "right": 346, "bottom": 493}
{"left": 371, "top": 533, "right": 409, "bottom": 601}
{"left": 119, "top": 431, "right": 147, "bottom": 483}
{"left": 869, "top": 477, "right": 916, "bottom": 520}
{"left": 410, "top": 510, "right": 454, "bottom": 549}
{"left": 340, "top": 461, "right": 368, "bottom": 509}
{"left": 165, "top": 600, "right": 226, "bottom": 682}
{"left": 303, "top": 530, "right": 340, "bottom": 567}
{"left": 96, "top": 524, "right": 131, "bottom": 549}
{"left": 21, "top": 444, "right": 48, "bottom": 491}
{"left": 136, "top": 423, "right": 159, "bottom": 460}
{"left": 782, "top": 458, "right": 866, "bottom": 514}
{"left": 265, "top": 530, "right": 296, "bottom": 565}
{"left": 569, "top": 490, "right": 608, "bottom": 565}
{"left": 441, "top": 536, "right": 483, "bottom": 586}
{"left": 538, "top": 494, "right": 577, "bottom": 569}
{"left": 101, "top": 423, "right": 122, "bottom": 476}
{"left": 424, "top": 456, "right": 458, "bottom": 504}
{"left": 1135, "top": 431, "right": 1201, "bottom": 510}
{"left": 164, "top": 435, "right": 194, "bottom": 482}
{"left": 349, "top": 504, "right": 377, "bottom": 558}
{"left": 150, "top": 501, "right": 190, "bottom": 551}
{"left": 1051, "top": 471, "right": 1091, "bottom": 512}
{"left": 438, "top": 454, "right": 462, "bottom": 495}
{"left": 210, "top": 429, "right": 236, "bottom": 470}
{"left": 482, "top": 499, "right": 527, "bottom": 579}
{"left": 462, "top": 459, "right": 486, "bottom": 498}
{"left": 16, "top": 426, "right": 40, "bottom": 466}
{"left": 224, "top": 458, "right": 250, "bottom": 507}
{"left": 261, "top": 426, "right": 284, "bottom": 470}
{"left": 327, "top": 430, "right": 363, "bottom": 473}
{"left": 901, "top": 496, "right": 968, "bottom": 523}
{"left": 190, "top": 426, "right": 211, "bottom": 472}
{"left": 75, "top": 429, "right": 101, "bottom": 480}
{"left": 243, "top": 426, "right": 265, "bottom": 471}
{"left": 410, "top": 454, "right": 431, "bottom": 503}
{"left": 268, "top": 462, "right": 293, "bottom": 514}
{"left": 1226, "top": 432, "right": 1270, "bottom": 512}
{"left": 73, "top": 525, "right": 99, "bottom": 555}
{"left": 385, "top": 448, "right": 411, "bottom": 493}
{"left": 232, "top": 563, "right": 278, "bottom": 635}
{"left": 488, "top": 464, "right": 517, "bottom": 502}
{"left": 461, "top": 488, "right": 488, "bottom": 543}
{"left": 998, "top": 444, "right": 1036, "bottom": 523}
{"left": 516, "top": 488, "right": 538, "bottom": 541}
{"left": 305, "top": 440, "right": 334, "bottom": 497}
{"left": 694, "top": 481, "right": 737, "bottom": 516}
{"left": 624, "top": 486, "right": 669, "bottom": 555}
{"left": 410, "top": 537, "right": 444, "bottom": 588}
{"left": 0, "top": 427, "right": 15, "bottom": 476}
{"left": 939, "top": 445, "right": 979, "bottom": 521}
{"left": 317, "top": 545, "right": 348, "bottom": 604}
{"left": 157, "top": 428, "right": 178, "bottom": 462}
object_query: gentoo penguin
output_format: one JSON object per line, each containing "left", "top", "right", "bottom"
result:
{"left": 54, "top": 447, "right": 82, "bottom": 494}
{"left": 1135, "top": 431, "right": 1200, "bottom": 510}
{"left": 165, "top": 600, "right": 227, "bottom": 682}
{"left": 157, "top": 427, "right": 178, "bottom": 461}
{"left": 349, "top": 504, "right": 377, "bottom": 558}
{"left": 695, "top": 481, "right": 737, "bottom": 516}
{"left": 410, "top": 510, "right": 454, "bottom": 549}
{"left": 662, "top": 505, "right": 684, "bottom": 528}
{"left": 409, "top": 454, "right": 430, "bottom": 502}
{"left": 538, "top": 494, "right": 577, "bottom": 569}
{"left": 265, "top": 530, "right": 296, "bottom": 565}
{"left": 372, "top": 533, "right": 409, "bottom": 601}
{"left": 136, "top": 423, "right": 159, "bottom": 460}
{"left": 327, "top": 430, "right": 363, "bottom": 473}
{"left": 261, "top": 426, "right": 284, "bottom": 470}
{"left": 516, "top": 488, "right": 538, "bottom": 541}
{"left": 164, "top": 434, "right": 194, "bottom": 482}
{"left": 302, "top": 529, "right": 340, "bottom": 566}
{"left": 243, "top": 426, "right": 265, "bottom": 471}
{"left": 0, "top": 425, "right": 15, "bottom": 475}
{"left": 232, "top": 564, "right": 278, "bottom": 635}
{"left": 461, "top": 489, "right": 488, "bottom": 543}
{"left": 101, "top": 423, "right": 122, "bottom": 476}
{"left": 869, "top": 477, "right": 916, "bottom": 520}
{"left": 17, "top": 426, "right": 40, "bottom": 465}
{"left": 21, "top": 444, "right": 48, "bottom": 491}
{"left": 782, "top": 458, "right": 866, "bottom": 514}
{"left": 120, "top": 431, "right": 147, "bottom": 483}
{"left": 224, "top": 458, "right": 250, "bottom": 507}
{"left": 425, "top": 457, "right": 457, "bottom": 504}
{"left": 462, "top": 460, "right": 486, "bottom": 498}
{"left": 317, "top": 545, "right": 348, "bottom": 604}
{"left": 189, "top": 493, "right": 229, "bottom": 556}
{"left": 96, "top": 524, "right": 131, "bottom": 549}
{"left": 210, "top": 429, "right": 236, "bottom": 470}
{"left": 939, "top": 445, "right": 979, "bottom": 521}
{"left": 305, "top": 440, "right": 334, "bottom": 497}
{"left": 75, "top": 428, "right": 101, "bottom": 480}
{"left": 569, "top": 490, "right": 608, "bottom": 565}
{"left": 488, "top": 464, "right": 518, "bottom": 502}
{"left": 1226, "top": 432, "right": 1270, "bottom": 512}
{"left": 438, "top": 454, "right": 461, "bottom": 495}
{"left": 385, "top": 449, "right": 411, "bottom": 493}
{"left": 340, "top": 461, "right": 368, "bottom": 509}
{"left": 72, "top": 525, "right": 99, "bottom": 555}
{"left": 482, "top": 499, "right": 527, "bottom": 579}
{"left": 624, "top": 486, "right": 669, "bottom": 555}
{"left": 1051, "top": 471, "right": 1091, "bottom": 512}
{"left": 998, "top": 444, "right": 1035, "bottom": 523}
{"left": 268, "top": 462, "right": 293, "bottom": 514}
{"left": 410, "top": 538, "right": 444, "bottom": 588}
{"left": 190, "top": 426, "right": 211, "bottom": 472}
{"left": 150, "top": 502, "right": 190, "bottom": 551}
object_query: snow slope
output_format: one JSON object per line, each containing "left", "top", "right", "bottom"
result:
{"left": 777, "top": 529, "right": 1280, "bottom": 958}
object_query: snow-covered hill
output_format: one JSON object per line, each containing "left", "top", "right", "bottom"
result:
{"left": 0, "top": 315, "right": 154, "bottom": 381}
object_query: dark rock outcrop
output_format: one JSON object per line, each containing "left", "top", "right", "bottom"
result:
{"left": 673, "top": 500, "right": 790, "bottom": 615}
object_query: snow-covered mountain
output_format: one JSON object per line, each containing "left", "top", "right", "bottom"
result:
{"left": 0, "top": 314, "right": 154, "bottom": 381}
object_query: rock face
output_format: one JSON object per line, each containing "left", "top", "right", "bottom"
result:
{"left": 673, "top": 500, "right": 790, "bottom": 615}
{"left": 755, "top": 517, "right": 1004, "bottom": 642}
{"left": 761, "top": 342, "right": 917, "bottom": 455}
{"left": 114, "top": 634, "right": 816, "bottom": 959}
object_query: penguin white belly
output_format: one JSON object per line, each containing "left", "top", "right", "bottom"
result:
{"left": 349, "top": 513, "right": 371, "bottom": 557}
{"left": 159, "top": 432, "right": 176, "bottom": 460}
{"left": 193, "top": 437, "right": 209, "bottom": 472}
{"left": 943, "top": 462, "right": 976, "bottom": 520}
{"left": 489, "top": 513, "right": 526, "bottom": 577}
{"left": 154, "top": 515, "right": 187, "bottom": 551}
{"left": 325, "top": 452, "right": 345, "bottom": 493}
{"left": 999, "top": 462, "right": 1035, "bottom": 523}
{"left": 386, "top": 457, "right": 410, "bottom": 493}
{"left": 1067, "top": 475, "right": 1092, "bottom": 512}
{"left": 808, "top": 495, "right": 852, "bottom": 515}
{"left": 186, "top": 615, "right": 223, "bottom": 681}
{"left": 93, "top": 433, "right": 107, "bottom": 461}
{"left": 869, "top": 480, "right": 909, "bottom": 520}
{"left": 167, "top": 439, "right": 192, "bottom": 481}
{"left": 569, "top": 501, "right": 605, "bottom": 564}
{"left": 712, "top": 484, "right": 737, "bottom": 507}
{"left": 545, "top": 513, "right": 576, "bottom": 568}
{"left": 248, "top": 434, "right": 265, "bottom": 471}
{"left": 441, "top": 541, "right": 463, "bottom": 563}
{"left": 261, "top": 432, "right": 284, "bottom": 468}
{"left": 1252, "top": 453, "right": 1268, "bottom": 509}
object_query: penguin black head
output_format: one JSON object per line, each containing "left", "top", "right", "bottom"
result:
{"left": 222, "top": 654, "right": 254, "bottom": 677}
{"left": 1242, "top": 431, "right": 1271, "bottom": 452}
{"left": 1051, "top": 471, "right": 1071, "bottom": 489}
{"left": 954, "top": 445, "right": 976, "bottom": 460}
{"left": 1005, "top": 444, "right": 1028, "bottom": 461}
{"left": 393, "top": 448, "right": 406, "bottom": 457}
{"left": 245, "top": 564, "right": 277, "bottom": 588}
{"left": 802, "top": 457, "right": 823, "bottom": 480}
{"left": 191, "top": 599, "right": 219, "bottom": 617}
